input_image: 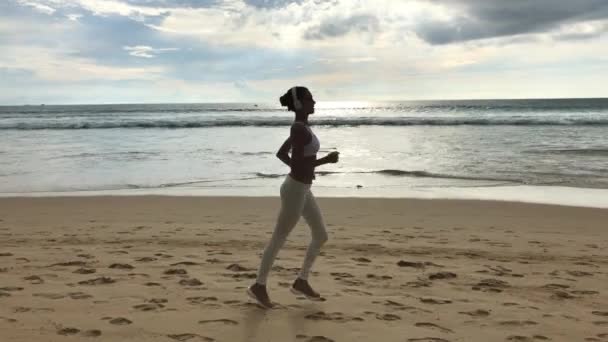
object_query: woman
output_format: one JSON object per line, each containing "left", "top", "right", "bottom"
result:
{"left": 247, "top": 86, "right": 339, "bottom": 309}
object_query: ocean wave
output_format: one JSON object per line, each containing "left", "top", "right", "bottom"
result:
{"left": 364, "top": 169, "right": 518, "bottom": 183}
{"left": 524, "top": 148, "right": 608, "bottom": 157}
{"left": 0, "top": 107, "right": 279, "bottom": 116}
{"left": 2, "top": 117, "right": 608, "bottom": 130}
{"left": 252, "top": 169, "right": 519, "bottom": 183}
{"left": 255, "top": 172, "right": 284, "bottom": 178}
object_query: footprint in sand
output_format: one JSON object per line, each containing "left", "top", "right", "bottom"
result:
{"left": 171, "top": 261, "right": 200, "bottom": 266}
{"left": 108, "top": 317, "right": 132, "bottom": 325}
{"left": 74, "top": 268, "right": 97, "bottom": 274}
{"left": 367, "top": 274, "right": 392, "bottom": 280}
{"left": 0, "top": 316, "right": 17, "bottom": 323}
{"left": 458, "top": 309, "right": 490, "bottom": 317}
{"left": 405, "top": 279, "right": 432, "bottom": 288}
{"left": 397, "top": 261, "right": 426, "bottom": 269}
{"left": 78, "top": 277, "right": 116, "bottom": 285}
{"left": 135, "top": 257, "right": 157, "bottom": 262}
{"left": 305, "top": 336, "right": 335, "bottom": 342}
{"left": 13, "top": 307, "right": 54, "bottom": 313}
{"left": 506, "top": 336, "right": 533, "bottom": 341}
{"left": 198, "top": 319, "right": 239, "bottom": 326}
{"left": 566, "top": 270, "right": 593, "bottom": 277}
{"left": 499, "top": 320, "right": 538, "bottom": 327}
{"left": 419, "top": 297, "right": 452, "bottom": 305}
{"left": 339, "top": 279, "right": 365, "bottom": 286}
{"left": 506, "top": 336, "right": 548, "bottom": 341}
{"left": 155, "top": 253, "right": 174, "bottom": 259}
{"left": 542, "top": 283, "right": 569, "bottom": 290}
{"left": 144, "top": 282, "right": 163, "bottom": 287}
{"left": 107, "top": 250, "right": 129, "bottom": 255}
{"left": 167, "top": 333, "right": 215, "bottom": 341}
{"left": 81, "top": 330, "right": 102, "bottom": 337}
{"left": 49, "top": 261, "right": 89, "bottom": 267}
{"left": 376, "top": 313, "right": 401, "bottom": 321}
{"left": 148, "top": 298, "right": 168, "bottom": 304}
{"left": 343, "top": 288, "right": 372, "bottom": 296}
{"left": 109, "top": 263, "right": 134, "bottom": 270}
{"left": 23, "top": 275, "right": 44, "bottom": 284}
{"left": 133, "top": 303, "right": 164, "bottom": 311}
{"left": 407, "top": 338, "right": 450, "bottom": 342}
{"left": 472, "top": 279, "right": 509, "bottom": 293}
{"left": 551, "top": 291, "right": 576, "bottom": 300}
{"left": 415, "top": 322, "right": 454, "bottom": 333}
{"left": 428, "top": 272, "right": 457, "bottom": 280}
{"left": 0, "top": 286, "right": 23, "bottom": 292}
{"left": 226, "top": 264, "right": 253, "bottom": 272}
{"left": 305, "top": 311, "right": 364, "bottom": 323}
{"left": 353, "top": 257, "right": 371, "bottom": 263}
{"left": 68, "top": 292, "right": 93, "bottom": 299}
{"left": 187, "top": 296, "right": 218, "bottom": 304}
{"left": 33, "top": 293, "right": 66, "bottom": 299}
{"left": 330, "top": 272, "right": 354, "bottom": 279}
{"left": 57, "top": 327, "right": 80, "bottom": 336}
{"left": 0, "top": 252, "right": 14, "bottom": 257}
{"left": 224, "top": 273, "right": 257, "bottom": 280}
{"left": 571, "top": 290, "right": 599, "bottom": 295}
{"left": 592, "top": 311, "right": 608, "bottom": 316}
{"left": 164, "top": 269, "right": 188, "bottom": 275}
{"left": 77, "top": 254, "right": 95, "bottom": 259}
{"left": 178, "top": 278, "right": 203, "bottom": 286}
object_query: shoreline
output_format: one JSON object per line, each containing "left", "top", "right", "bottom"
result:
{"left": 2, "top": 183, "right": 608, "bottom": 209}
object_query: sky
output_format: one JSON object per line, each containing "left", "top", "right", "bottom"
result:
{"left": 1, "top": 0, "right": 608, "bottom": 104}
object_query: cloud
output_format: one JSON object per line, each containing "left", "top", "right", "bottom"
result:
{"left": 123, "top": 45, "right": 179, "bottom": 58}
{"left": 16, "top": 0, "right": 56, "bottom": 14}
{"left": 243, "top": 0, "right": 334, "bottom": 9}
{"left": 415, "top": 0, "right": 608, "bottom": 44}
{"left": 2, "top": 0, "right": 608, "bottom": 104}
{"left": 0, "top": 45, "right": 166, "bottom": 81}
{"left": 303, "top": 14, "right": 380, "bottom": 41}
{"left": 553, "top": 20, "right": 608, "bottom": 41}
{"left": 121, "top": 0, "right": 220, "bottom": 8}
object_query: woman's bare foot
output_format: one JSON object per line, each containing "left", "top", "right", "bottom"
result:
{"left": 247, "top": 283, "right": 274, "bottom": 308}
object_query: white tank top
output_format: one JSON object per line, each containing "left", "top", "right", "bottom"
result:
{"left": 294, "top": 123, "right": 320, "bottom": 157}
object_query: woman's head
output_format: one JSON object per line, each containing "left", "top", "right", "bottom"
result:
{"left": 280, "top": 86, "right": 316, "bottom": 115}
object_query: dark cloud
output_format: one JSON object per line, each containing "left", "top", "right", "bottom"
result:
{"left": 303, "top": 14, "right": 380, "bottom": 40}
{"left": 416, "top": 0, "right": 608, "bottom": 44}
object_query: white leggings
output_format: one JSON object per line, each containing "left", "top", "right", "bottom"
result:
{"left": 256, "top": 175, "right": 328, "bottom": 285}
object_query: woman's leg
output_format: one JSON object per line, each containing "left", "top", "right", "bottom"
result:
{"left": 255, "top": 177, "right": 309, "bottom": 285}
{"left": 298, "top": 189, "right": 328, "bottom": 281}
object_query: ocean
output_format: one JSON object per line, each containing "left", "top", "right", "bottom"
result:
{"left": 1, "top": 98, "right": 607, "bottom": 207}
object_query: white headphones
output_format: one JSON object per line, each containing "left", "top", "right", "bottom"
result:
{"left": 291, "top": 87, "right": 302, "bottom": 110}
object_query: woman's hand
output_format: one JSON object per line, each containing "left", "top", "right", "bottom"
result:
{"left": 326, "top": 151, "right": 340, "bottom": 163}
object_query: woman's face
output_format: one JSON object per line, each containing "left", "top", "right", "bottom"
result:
{"left": 300, "top": 90, "right": 316, "bottom": 115}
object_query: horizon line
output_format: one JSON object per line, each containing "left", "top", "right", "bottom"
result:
{"left": 2, "top": 96, "right": 608, "bottom": 107}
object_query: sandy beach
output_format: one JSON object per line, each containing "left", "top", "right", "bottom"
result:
{"left": 0, "top": 196, "right": 607, "bottom": 342}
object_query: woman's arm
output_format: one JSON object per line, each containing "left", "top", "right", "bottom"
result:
{"left": 314, "top": 151, "right": 339, "bottom": 166}
{"left": 276, "top": 137, "right": 292, "bottom": 166}
{"left": 276, "top": 124, "right": 309, "bottom": 166}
